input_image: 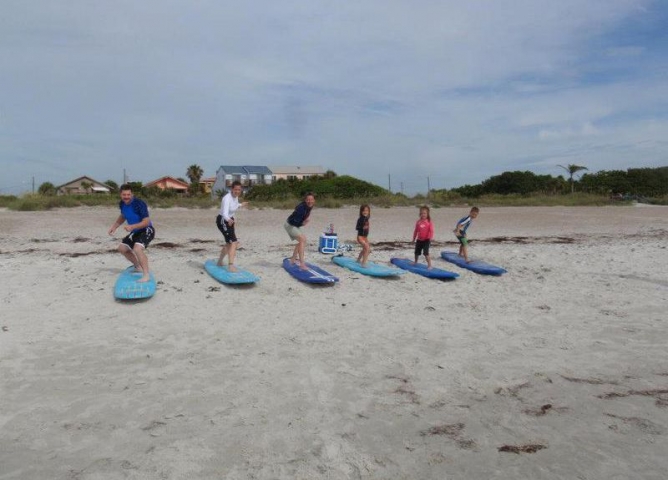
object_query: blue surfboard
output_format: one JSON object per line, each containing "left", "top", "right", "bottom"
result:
{"left": 332, "top": 255, "right": 405, "bottom": 277}
{"left": 282, "top": 258, "right": 339, "bottom": 284}
{"left": 204, "top": 260, "right": 259, "bottom": 285}
{"left": 390, "top": 257, "right": 459, "bottom": 280}
{"left": 114, "top": 267, "right": 156, "bottom": 299}
{"left": 440, "top": 251, "right": 507, "bottom": 276}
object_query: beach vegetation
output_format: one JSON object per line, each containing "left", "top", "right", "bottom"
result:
{"left": 4, "top": 166, "right": 667, "bottom": 211}
{"left": 37, "top": 182, "right": 57, "bottom": 196}
{"left": 105, "top": 180, "right": 119, "bottom": 192}
{"left": 558, "top": 164, "right": 588, "bottom": 193}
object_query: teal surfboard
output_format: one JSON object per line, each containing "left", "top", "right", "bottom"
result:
{"left": 332, "top": 255, "right": 405, "bottom": 277}
{"left": 114, "top": 267, "right": 156, "bottom": 300}
{"left": 204, "top": 259, "right": 259, "bottom": 284}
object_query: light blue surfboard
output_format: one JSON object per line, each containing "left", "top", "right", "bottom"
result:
{"left": 440, "top": 251, "right": 507, "bottom": 276}
{"left": 282, "top": 258, "right": 339, "bottom": 284}
{"left": 332, "top": 255, "right": 405, "bottom": 277}
{"left": 390, "top": 257, "right": 459, "bottom": 280}
{"left": 204, "top": 259, "right": 259, "bottom": 284}
{"left": 114, "top": 267, "right": 156, "bottom": 300}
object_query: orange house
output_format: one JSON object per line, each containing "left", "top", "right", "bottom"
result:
{"left": 144, "top": 176, "right": 190, "bottom": 194}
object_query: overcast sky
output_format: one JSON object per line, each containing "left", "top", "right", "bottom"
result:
{"left": 1, "top": 0, "right": 667, "bottom": 195}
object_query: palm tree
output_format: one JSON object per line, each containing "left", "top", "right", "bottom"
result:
{"left": 186, "top": 164, "right": 204, "bottom": 184}
{"left": 557, "top": 164, "right": 588, "bottom": 194}
{"left": 186, "top": 164, "right": 204, "bottom": 195}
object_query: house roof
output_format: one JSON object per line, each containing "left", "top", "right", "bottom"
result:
{"left": 217, "top": 165, "right": 248, "bottom": 175}
{"left": 56, "top": 175, "right": 111, "bottom": 189}
{"left": 144, "top": 176, "right": 189, "bottom": 189}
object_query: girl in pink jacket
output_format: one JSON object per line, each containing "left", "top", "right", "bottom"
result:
{"left": 412, "top": 206, "right": 434, "bottom": 269}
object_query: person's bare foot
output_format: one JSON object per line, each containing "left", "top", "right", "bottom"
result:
{"left": 227, "top": 264, "right": 238, "bottom": 272}
{"left": 137, "top": 275, "right": 151, "bottom": 283}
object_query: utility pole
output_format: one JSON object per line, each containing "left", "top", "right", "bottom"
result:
{"left": 427, "top": 176, "right": 431, "bottom": 198}
{"left": 32, "top": 176, "right": 35, "bottom": 194}
{"left": 388, "top": 173, "right": 391, "bottom": 193}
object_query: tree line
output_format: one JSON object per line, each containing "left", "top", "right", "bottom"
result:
{"left": 444, "top": 165, "right": 668, "bottom": 198}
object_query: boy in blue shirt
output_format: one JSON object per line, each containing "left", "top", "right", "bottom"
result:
{"left": 454, "top": 206, "right": 479, "bottom": 263}
{"left": 108, "top": 184, "right": 155, "bottom": 282}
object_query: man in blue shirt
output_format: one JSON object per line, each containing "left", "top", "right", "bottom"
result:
{"left": 284, "top": 192, "right": 315, "bottom": 270}
{"left": 108, "top": 184, "right": 155, "bottom": 282}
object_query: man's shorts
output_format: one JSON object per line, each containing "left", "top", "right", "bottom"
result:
{"left": 122, "top": 226, "right": 155, "bottom": 249}
{"left": 456, "top": 235, "right": 468, "bottom": 246}
{"left": 284, "top": 222, "right": 303, "bottom": 241}
{"left": 216, "top": 214, "right": 238, "bottom": 244}
{"left": 414, "top": 239, "right": 431, "bottom": 257}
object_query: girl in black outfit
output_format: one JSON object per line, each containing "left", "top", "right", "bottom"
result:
{"left": 356, "top": 204, "right": 371, "bottom": 267}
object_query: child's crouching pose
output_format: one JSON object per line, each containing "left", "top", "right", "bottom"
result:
{"left": 454, "top": 206, "right": 479, "bottom": 262}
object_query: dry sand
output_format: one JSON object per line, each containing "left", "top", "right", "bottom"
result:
{"left": 1, "top": 204, "right": 667, "bottom": 480}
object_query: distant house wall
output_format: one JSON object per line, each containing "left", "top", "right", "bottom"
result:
{"left": 270, "top": 166, "right": 326, "bottom": 181}
{"left": 200, "top": 177, "right": 216, "bottom": 194}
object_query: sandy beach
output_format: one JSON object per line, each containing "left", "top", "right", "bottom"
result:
{"left": 1, "top": 204, "right": 667, "bottom": 480}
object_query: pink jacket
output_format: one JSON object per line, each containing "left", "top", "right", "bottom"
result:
{"left": 413, "top": 219, "right": 434, "bottom": 241}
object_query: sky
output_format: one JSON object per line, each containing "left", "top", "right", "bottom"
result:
{"left": 1, "top": 0, "right": 667, "bottom": 195}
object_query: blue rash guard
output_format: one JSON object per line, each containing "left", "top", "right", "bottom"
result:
{"left": 119, "top": 198, "right": 152, "bottom": 232}
{"left": 455, "top": 215, "right": 473, "bottom": 236}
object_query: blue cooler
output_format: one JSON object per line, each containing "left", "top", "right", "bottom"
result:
{"left": 319, "top": 233, "right": 338, "bottom": 254}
